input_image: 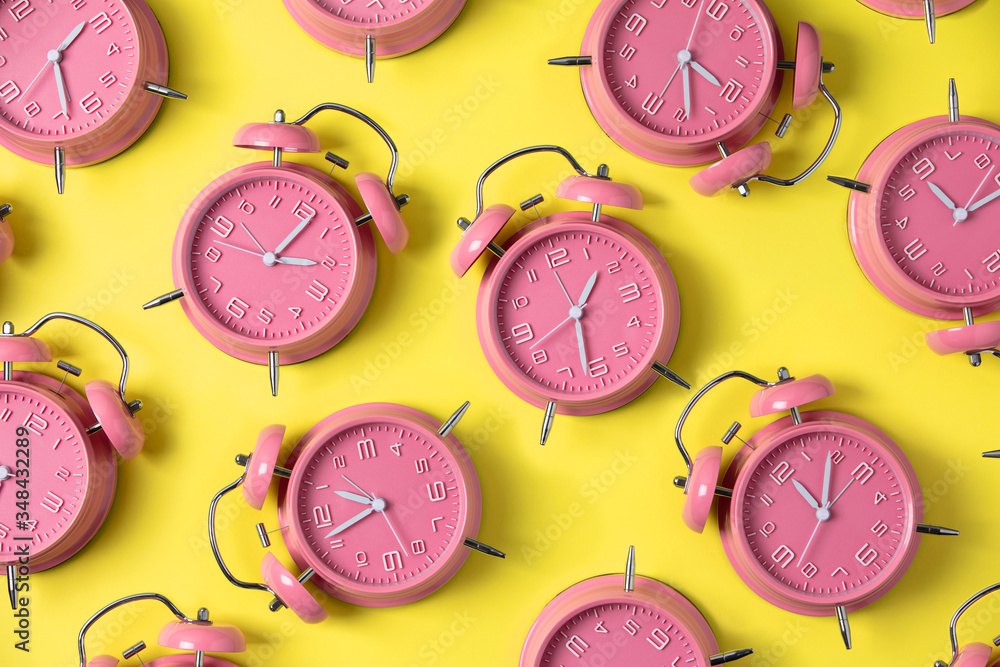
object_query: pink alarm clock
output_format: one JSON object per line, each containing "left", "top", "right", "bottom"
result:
{"left": 830, "top": 79, "right": 1000, "bottom": 367}
{"left": 933, "top": 583, "right": 1000, "bottom": 667}
{"left": 857, "top": 0, "right": 978, "bottom": 43}
{"left": 208, "top": 401, "right": 504, "bottom": 622}
{"left": 548, "top": 1, "right": 842, "bottom": 197}
{"left": 0, "top": 0, "right": 186, "bottom": 193}
{"left": 672, "top": 367, "right": 959, "bottom": 649}
{"left": 144, "top": 103, "right": 409, "bottom": 396}
{"left": 0, "top": 312, "right": 145, "bottom": 600}
{"left": 280, "top": 0, "right": 466, "bottom": 82}
{"left": 450, "top": 145, "right": 689, "bottom": 446}
{"left": 77, "top": 593, "right": 246, "bottom": 667}
{"left": 0, "top": 203, "right": 11, "bottom": 263}
{"left": 521, "top": 546, "right": 753, "bottom": 667}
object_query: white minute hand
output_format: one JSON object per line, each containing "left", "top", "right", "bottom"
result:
{"left": 273, "top": 212, "right": 316, "bottom": 255}
{"left": 968, "top": 187, "right": 1000, "bottom": 213}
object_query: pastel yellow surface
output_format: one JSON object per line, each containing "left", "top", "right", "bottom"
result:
{"left": 1, "top": 1, "right": 999, "bottom": 666}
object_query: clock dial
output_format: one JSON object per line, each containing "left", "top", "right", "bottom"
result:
{"left": 0, "top": 382, "right": 96, "bottom": 569}
{"left": 278, "top": 405, "right": 479, "bottom": 606}
{"left": 303, "top": 0, "right": 440, "bottom": 24}
{"left": 878, "top": 130, "right": 1000, "bottom": 299}
{"left": 175, "top": 165, "right": 375, "bottom": 364}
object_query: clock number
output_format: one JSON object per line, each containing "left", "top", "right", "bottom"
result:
{"left": 390, "top": 442, "right": 402, "bottom": 456}
{"left": 526, "top": 269, "right": 538, "bottom": 283}
{"left": 768, "top": 461, "right": 795, "bottom": 486}
{"left": 545, "top": 247, "right": 570, "bottom": 268}
{"left": 99, "top": 71, "right": 117, "bottom": 89}
{"left": 832, "top": 566, "right": 849, "bottom": 577}
{"left": 975, "top": 153, "right": 992, "bottom": 169}
{"left": 566, "top": 636, "right": 589, "bottom": 658}
{"left": 680, "top": 0, "right": 696, "bottom": 7}
{"left": 411, "top": 540, "right": 426, "bottom": 555}
{"left": 24, "top": 101, "right": 40, "bottom": 118}
{"left": 332, "top": 455, "right": 347, "bottom": 469}
{"left": 204, "top": 247, "right": 222, "bottom": 263}
{"left": 313, "top": 505, "right": 332, "bottom": 529}
{"left": 706, "top": 0, "right": 728, "bottom": 20}
{"left": 88, "top": 12, "right": 113, "bottom": 34}
{"left": 647, "top": 628, "right": 670, "bottom": 650}
{"left": 672, "top": 107, "right": 689, "bottom": 122}
{"left": 511, "top": 323, "right": 534, "bottom": 344}
{"left": 427, "top": 481, "right": 447, "bottom": 502}
{"left": 830, "top": 450, "right": 845, "bottom": 464}
{"left": 0, "top": 523, "right": 8, "bottom": 539}
{"left": 8, "top": 0, "right": 33, "bottom": 21}
{"left": 40, "top": 491, "right": 65, "bottom": 514}
{"left": 329, "top": 539, "right": 344, "bottom": 549}
{"left": 625, "top": 13, "right": 647, "bottom": 35}
{"left": 257, "top": 308, "right": 274, "bottom": 324}
{"left": 512, "top": 296, "right": 529, "bottom": 310}
{"left": 415, "top": 458, "right": 430, "bottom": 473}
{"left": 306, "top": 280, "right": 330, "bottom": 302}
{"left": 619, "top": 43, "right": 636, "bottom": 61}
{"left": 226, "top": 297, "right": 249, "bottom": 319}
{"left": 982, "top": 250, "right": 1000, "bottom": 273}
{"left": 79, "top": 92, "right": 103, "bottom": 114}
{"left": 23, "top": 413, "right": 47, "bottom": 436}
{"left": 903, "top": 238, "right": 928, "bottom": 261}
{"left": 874, "top": 491, "right": 887, "bottom": 505}
{"left": 357, "top": 438, "right": 376, "bottom": 460}
{"left": 0, "top": 81, "right": 21, "bottom": 104}
{"left": 355, "top": 551, "right": 369, "bottom": 567}
{"left": 107, "top": 43, "right": 121, "bottom": 56}
{"left": 531, "top": 349, "right": 548, "bottom": 364}
{"left": 71, "top": 0, "right": 87, "bottom": 9}
{"left": 606, "top": 260, "right": 621, "bottom": 274}
{"left": 801, "top": 562, "right": 819, "bottom": 579}
{"left": 557, "top": 366, "right": 574, "bottom": 378}
{"left": 871, "top": 520, "right": 889, "bottom": 538}
{"left": 625, "top": 75, "right": 637, "bottom": 89}
{"left": 211, "top": 216, "right": 235, "bottom": 238}
{"left": 911, "top": 158, "right": 935, "bottom": 180}
{"left": 382, "top": 550, "right": 403, "bottom": 572}
{"left": 730, "top": 25, "right": 746, "bottom": 40}
{"left": 720, "top": 79, "right": 745, "bottom": 103}
{"left": 759, "top": 521, "right": 776, "bottom": 537}
{"left": 321, "top": 256, "right": 337, "bottom": 271}
{"left": 612, "top": 342, "right": 629, "bottom": 358}
{"left": 292, "top": 201, "right": 317, "bottom": 221}
{"left": 588, "top": 358, "right": 609, "bottom": 377}
{"left": 238, "top": 200, "right": 255, "bottom": 215}
{"left": 209, "top": 277, "right": 223, "bottom": 294}
{"left": 760, "top": 493, "right": 774, "bottom": 507}
{"left": 288, "top": 307, "right": 303, "bottom": 319}
{"left": 771, "top": 544, "right": 795, "bottom": 568}
{"left": 931, "top": 262, "right": 947, "bottom": 277}
{"left": 618, "top": 283, "right": 641, "bottom": 304}
{"left": 855, "top": 543, "right": 879, "bottom": 567}
{"left": 0, "top": 56, "right": 5, "bottom": 67}
{"left": 734, "top": 55, "right": 749, "bottom": 68}
{"left": 641, "top": 91, "right": 665, "bottom": 115}
{"left": 898, "top": 184, "right": 917, "bottom": 201}
{"left": 54, "top": 467, "right": 70, "bottom": 482}
{"left": 894, "top": 217, "right": 908, "bottom": 230}
{"left": 627, "top": 316, "right": 640, "bottom": 328}
{"left": 850, "top": 462, "right": 875, "bottom": 485}
{"left": 431, "top": 517, "right": 444, "bottom": 532}
{"left": 623, "top": 619, "right": 641, "bottom": 636}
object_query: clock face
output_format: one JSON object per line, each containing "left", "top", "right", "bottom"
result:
{"left": 304, "top": 0, "right": 439, "bottom": 25}
{"left": 0, "top": 384, "right": 90, "bottom": 564}
{"left": 592, "top": 0, "right": 777, "bottom": 147}
{"left": 877, "top": 130, "right": 1000, "bottom": 300}
{"left": 280, "top": 406, "right": 478, "bottom": 604}
{"left": 734, "top": 425, "right": 917, "bottom": 608}
{"left": 0, "top": 0, "right": 142, "bottom": 139}
{"left": 485, "top": 219, "right": 672, "bottom": 409}
{"left": 535, "top": 600, "right": 707, "bottom": 666}
{"left": 176, "top": 167, "right": 369, "bottom": 363}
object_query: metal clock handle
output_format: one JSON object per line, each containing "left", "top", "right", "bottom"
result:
{"left": 934, "top": 582, "right": 1000, "bottom": 666}
{"left": 77, "top": 593, "right": 199, "bottom": 667}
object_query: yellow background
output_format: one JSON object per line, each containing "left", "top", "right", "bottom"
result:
{"left": 2, "top": 0, "right": 1000, "bottom": 665}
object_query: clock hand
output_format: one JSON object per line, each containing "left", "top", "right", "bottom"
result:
{"left": 820, "top": 451, "right": 833, "bottom": 508}
{"left": 553, "top": 270, "right": 576, "bottom": 307}
{"left": 658, "top": 61, "right": 683, "bottom": 98}
{"left": 272, "top": 211, "right": 317, "bottom": 255}
{"left": 575, "top": 270, "right": 599, "bottom": 308}
{"left": 827, "top": 476, "right": 855, "bottom": 509}
{"left": 16, "top": 22, "right": 85, "bottom": 104}
{"left": 927, "top": 182, "right": 958, "bottom": 211}
{"left": 682, "top": 63, "right": 692, "bottom": 118}
{"left": 575, "top": 319, "right": 590, "bottom": 377}
{"left": 274, "top": 256, "right": 317, "bottom": 266}
{"left": 796, "top": 516, "right": 824, "bottom": 567}
{"left": 530, "top": 303, "right": 590, "bottom": 349}
{"left": 52, "top": 61, "right": 70, "bottom": 117}
{"left": 335, "top": 490, "right": 373, "bottom": 505}
{"left": 689, "top": 60, "right": 721, "bottom": 86}
{"left": 379, "top": 505, "right": 409, "bottom": 556}
{"left": 56, "top": 21, "right": 86, "bottom": 53}
{"left": 963, "top": 165, "right": 996, "bottom": 210}
{"left": 791, "top": 479, "right": 820, "bottom": 510}
{"left": 324, "top": 506, "right": 375, "bottom": 538}
{"left": 18, "top": 60, "right": 52, "bottom": 102}
{"left": 341, "top": 474, "right": 374, "bottom": 500}
{"left": 685, "top": 0, "right": 710, "bottom": 51}
{"left": 967, "top": 187, "right": 1000, "bottom": 213}
{"left": 240, "top": 222, "right": 267, "bottom": 254}
{"left": 212, "top": 241, "right": 267, "bottom": 259}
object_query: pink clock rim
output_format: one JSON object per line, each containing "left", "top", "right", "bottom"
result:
{"left": 477, "top": 212, "right": 680, "bottom": 415}
{"left": 171, "top": 162, "right": 375, "bottom": 365}
{"left": 847, "top": 116, "right": 1000, "bottom": 319}
{"left": 519, "top": 574, "right": 719, "bottom": 667}
{"left": 719, "top": 411, "right": 923, "bottom": 615}
{"left": 856, "top": 0, "right": 977, "bottom": 19}
{"left": 277, "top": 403, "right": 482, "bottom": 606}
{"left": 577, "top": 0, "right": 782, "bottom": 166}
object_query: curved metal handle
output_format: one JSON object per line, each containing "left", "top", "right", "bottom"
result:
{"left": 470, "top": 145, "right": 599, "bottom": 217}
{"left": 289, "top": 103, "right": 401, "bottom": 197}
{"left": 208, "top": 475, "right": 273, "bottom": 596}
{"left": 13, "top": 312, "right": 133, "bottom": 403}
{"left": 941, "top": 582, "right": 1000, "bottom": 664}
{"left": 674, "top": 369, "right": 780, "bottom": 471}
{"left": 78, "top": 593, "right": 196, "bottom": 667}
{"left": 754, "top": 71, "right": 842, "bottom": 188}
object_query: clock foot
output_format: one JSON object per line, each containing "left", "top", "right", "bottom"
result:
{"left": 463, "top": 537, "right": 505, "bottom": 558}
{"left": 142, "top": 289, "right": 184, "bottom": 309}
{"left": 54, "top": 146, "right": 66, "bottom": 195}
{"left": 540, "top": 402, "right": 557, "bottom": 446}
{"left": 652, "top": 362, "right": 690, "bottom": 389}
{"left": 144, "top": 81, "right": 188, "bottom": 100}
{"left": 710, "top": 648, "right": 754, "bottom": 664}
{"left": 836, "top": 605, "right": 852, "bottom": 649}
{"left": 547, "top": 55, "right": 593, "bottom": 67}
{"left": 983, "top": 450, "right": 1000, "bottom": 458}
{"left": 624, "top": 545, "right": 635, "bottom": 592}
{"left": 366, "top": 35, "right": 375, "bottom": 83}
{"left": 916, "top": 523, "right": 960, "bottom": 536}
{"left": 925, "top": 0, "right": 937, "bottom": 44}
{"left": 269, "top": 351, "right": 279, "bottom": 397}
{"left": 0, "top": 203, "right": 10, "bottom": 220}
{"left": 438, "top": 401, "right": 471, "bottom": 437}
{"left": 6, "top": 564, "right": 14, "bottom": 609}
{"left": 949, "top": 79, "right": 960, "bottom": 122}
{"left": 827, "top": 176, "right": 871, "bottom": 193}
